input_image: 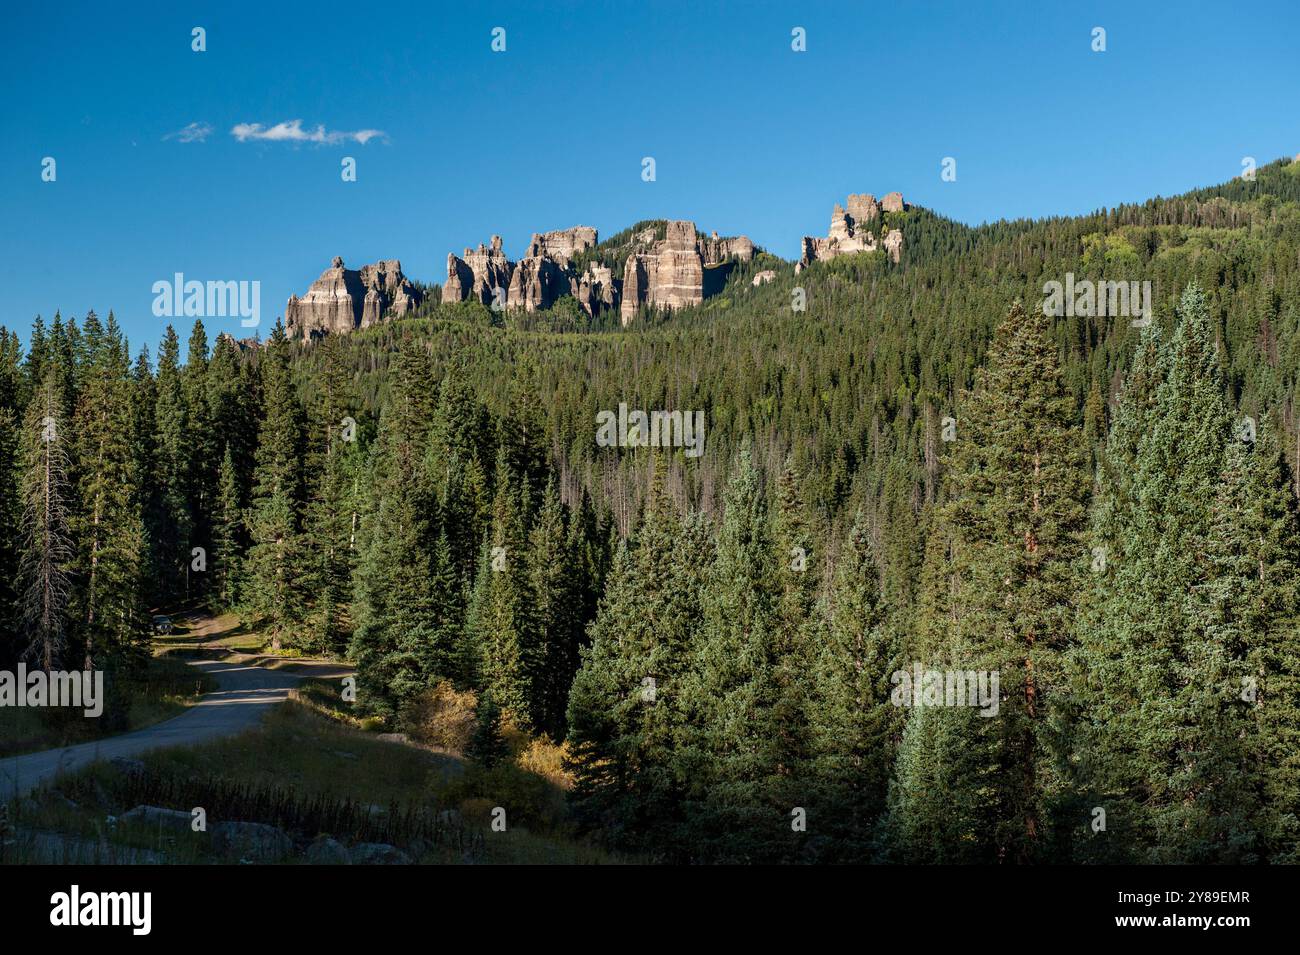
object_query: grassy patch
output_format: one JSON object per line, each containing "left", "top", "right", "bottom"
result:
{"left": 152, "top": 610, "right": 264, "bottom": 654}
{"left": 0, "top": 654, "right": 215, "bottom": 760}
{"left": 5, "top": 700, "right": 622, "bottom": 864}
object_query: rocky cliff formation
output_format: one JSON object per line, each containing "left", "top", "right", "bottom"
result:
{"left": 286, "top": 197, "right": 913, "bottom": 342}
{"left": 440, "top": 222, "right": 755, "bottom": 324}
{"left": 797, "top": 192, "right": 906, "bottom": 271}
{"left": 285, "top": 257, "right": 423, "bottom": 340}
{"left": 618, "top": 221, "right": 755, "bottom": 325}
{"left": 443, "top": 236, "right": 514, "bottom": 307}
{"left": 526, "top": 226, "right": 597, "bottom": 263}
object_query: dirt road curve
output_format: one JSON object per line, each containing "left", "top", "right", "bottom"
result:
{"left": 0, "top": 655, "right": 352, "bottom": 798}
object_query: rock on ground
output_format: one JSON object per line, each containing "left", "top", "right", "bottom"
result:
{"left": 305, "top": 835, "right": 351, "bottom": 865}
{"left": 351, "top": 842, "right": 412, "bottom": 865}
{"left": 120, "top": 805, "right": 193, "bottom": 832}
{"left": 210, "top": 820, "right": 292, "bottom": 862}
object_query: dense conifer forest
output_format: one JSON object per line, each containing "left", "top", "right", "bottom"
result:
{"left": 4, "top": 158, "right": 1300, "bottom": 863}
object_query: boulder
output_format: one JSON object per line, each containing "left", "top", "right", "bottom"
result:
{"left": 41, "top": 790, "right": 79, "bottom": 812}
{"left": 305, "top": 835, "right": 351, "bottom": 865}
{"left": 752, "top": 270, "right": 776, "bottom": 286}
{"left": 120, "top": 805, "right": 192, "bottom": 833}
{"left": 351, "top": 842, "right": 412, "bottom": 865}
{"left": 210, "top": 821, "right": 293, "bottom": 862}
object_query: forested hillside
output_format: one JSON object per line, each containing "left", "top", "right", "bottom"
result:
{"left": 4, "top": 158, "right": 1300, "bottom": 863}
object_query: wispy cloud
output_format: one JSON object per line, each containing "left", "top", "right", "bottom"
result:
{"left": 230, "top": 119, "right": 386, "bottom": 146}
{"left": 164, "top": 121, "right": 213, "bottom": 143}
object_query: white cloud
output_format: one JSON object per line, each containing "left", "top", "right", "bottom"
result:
{"left": 229, "top": 119, "right": 386, "bottom": 145}
{"left": 165, "top": 121, "right": 213, "bottom": 143}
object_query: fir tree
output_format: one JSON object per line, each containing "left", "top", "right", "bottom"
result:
{"left": 805, "top": 508, "right": 901, "bottom": 860}
{"left": 302, "top": 334, "right": 360, "bottom": 652}
{"left": 151, "top": 325, "right": 191, "bottom": 601}
{"left": 675, "top": 444, "right": 790, "bottom": 862}
{"left": 466, "top": 695, "right": 509, "bottom": 768}
{"left": 182, "top": 320, "right": 215, "bottom": 601}
{"left": 348, "top": 338, "right": 444, "bottom": 711}
{"left": 243, "top": 323, "right": 306, "bottom": 647}
{"left": 74, "top": 314, "right": 146, "bottom": 670}
{"left": 528, "top": 478, "right": 579, "bottom": 739}
{"left": 212, "top": 444, "right": 243, "bottom": 608}
{"left": 466, "top": 453, "right": 537, "bottom": 727}
{"left": 1072, "top": 284, "right": 1251, "bottom": 862}
{"left": 890, "top": 301, "right": 1089, "bottom": 863}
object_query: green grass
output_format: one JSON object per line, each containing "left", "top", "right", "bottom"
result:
{"left": 0, "top": 653, "right": 215, "bottom": 760}
{"left": 151, "top": 609, "right": 264, "bottom": 653}
{"left": 5, "top": 699, "right": 623, "bottom": 864}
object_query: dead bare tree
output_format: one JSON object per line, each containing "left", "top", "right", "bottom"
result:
{"left": 18, "top": 375, "right": 73, "bottom": 672}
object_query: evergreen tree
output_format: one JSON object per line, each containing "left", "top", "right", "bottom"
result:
{"left": 0, "top": 329, "right": 24, "bottom": 664}
{"left": 243, "top": 323, "right": 306, "bottom": 647}
{"left": 805, "top": 509, "right": 901, "bottom": 860}
{"left": 528, "top": 478, "right": 579, "bottom": 739}
{"left": 150, "top": 325, "right": 191, "bottom": 602}
{"left": 466, "top": 453, "right": 536, "bottom": 727}
{"left": 675, "top": 444, "right": 791, "bottom": 862}
{"left": 1072, "top": 284, "right": 1252, "bottom": 862}
{"left": 182, "top": 320, "right": 215, "bottom": 600}
{"left": 73, "top": 314, "right": 146, "bottom": 670}
{"left": 1204, "top": 422, "right": 1300, "bottom": 862}
{"left": 890, "top": 301, "right": 1089, "bottom": 863}
{"left": 466, "top": 695, "right": 509, "bottom": 768}
{"left": 302, "top": 334, "right": 360, "bottom": 652}
{"left": 348, "top": 338, "right": 443, "bottom": 711}
{"left": 212, "top": 444, "right": 243, "bottom": 608}
{"left": 566, "top": 469, "right": 709, "bottom": 858}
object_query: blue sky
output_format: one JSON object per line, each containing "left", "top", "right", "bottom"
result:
{"left": 2, "top": 0, "right": 1297, "bottom": 353}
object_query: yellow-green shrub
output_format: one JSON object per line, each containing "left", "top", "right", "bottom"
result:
{"left": 401, "top": 681, "right": 478, "bottom": 752}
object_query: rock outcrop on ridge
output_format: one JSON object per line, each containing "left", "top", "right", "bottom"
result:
{"left": 285, "top": 193, "right": 911, "bottom": 341}
{"left": 439, "top": 222, "right": 755, "bottom": 325}
{"left": 797, "top": 193, "right": 907, "bottom": 271}
{"left": 285, "top": 257, "right": 423, "bottom": 340}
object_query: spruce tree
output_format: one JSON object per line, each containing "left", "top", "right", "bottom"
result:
{"left": 566, "top": 465, "right": 708, "bottom": 857}
{"left": 889, "top": 300, "right": 1089, "bottom": 864}
{"left": 805, "top": 508, "right": 901, "bottom": 860}
{"left": 0, "top": 329, "right": 24, "bottom": 664}
{"left": 528, "top": 477, "right": 579, "bottom": 739}
{"left": 302, "top": 334, "right": 360, "bottom": 652}
{"left": 181, "top": 321, "right": 215, "bottom": 597}
{"left": 243, "top": 323, "right": 306, "bottom": 647}
{"left": 348, "top": 338, "right": 444, "bottom": 711}
{"left": 212, "top": 444, "right": 243, "bottom": 608}
{"left": 675, "top": 444, "right": 790, "bottom": 862}
{"left": 74, "top": 314, "right": 146, "bottom": 670}
{"left": 1072, "top": 283, "right": 1252, "bottom": 862}
{"left": 466, "top": 453, "right": 536, "bottom": 727}
{"left": 151, "top": 325, "right": 191, "bottom": 602}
